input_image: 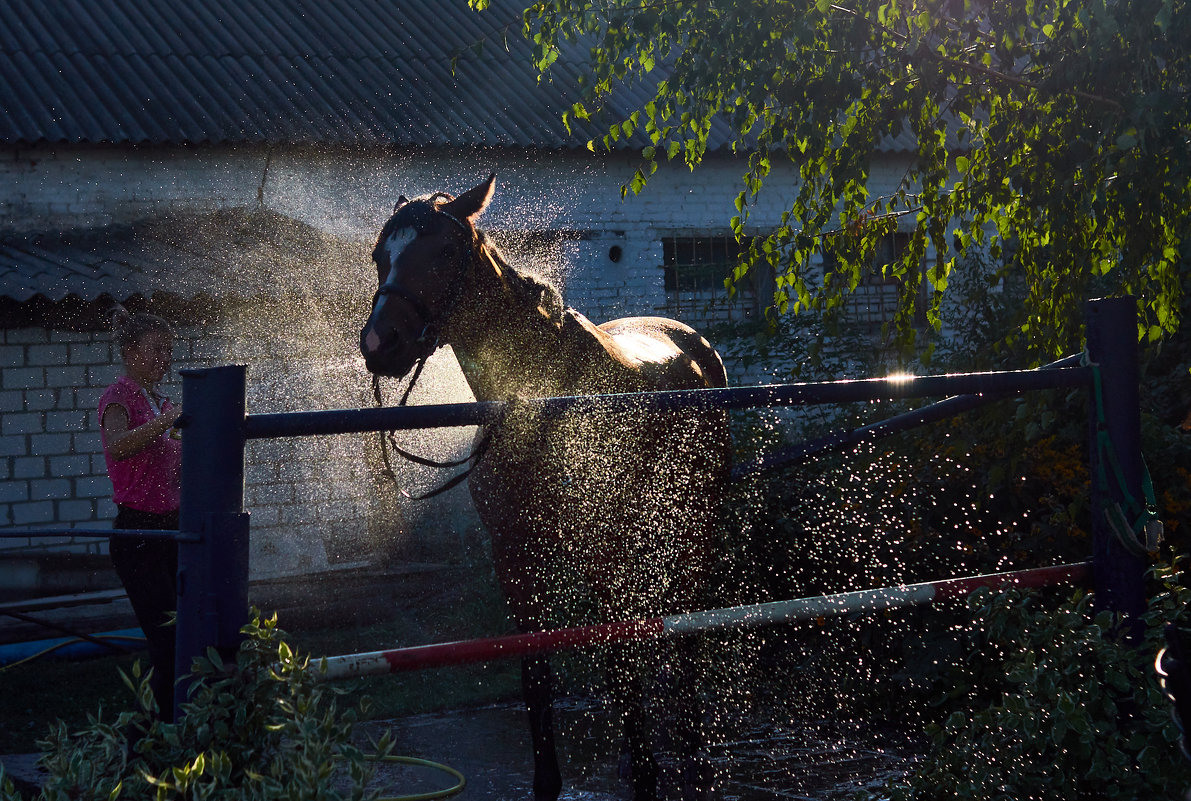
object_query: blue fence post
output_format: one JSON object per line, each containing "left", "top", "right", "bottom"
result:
{"left": 174, "top": 365, "right": 249, "bottom": 719}
{"left": 1085, "top": 297, "right": 1147, "bottom": 633}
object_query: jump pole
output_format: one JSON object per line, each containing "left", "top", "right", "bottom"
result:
{"left": 317, "top": 562, "right": 1090, "bottom": 681}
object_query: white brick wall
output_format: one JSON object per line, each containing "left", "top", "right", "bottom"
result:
{"left": 0, "top": 329, "right": 116, "bottom": 552}
{"left": 261, "top": 146, "right": 918, "bottom": 356}
{"left": 2, "top": 139, "right": 919, "bottom": 347}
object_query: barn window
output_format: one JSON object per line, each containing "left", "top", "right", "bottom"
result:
{"left": 660, "top": 235, "right": 769, "bottom": 324}
{"left": 826, "top": 232, "right": 922, "bottom": 328}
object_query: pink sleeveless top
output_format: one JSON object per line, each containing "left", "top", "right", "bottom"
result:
{"left": 98, "top": 376, "right": 182, "bottom": 514}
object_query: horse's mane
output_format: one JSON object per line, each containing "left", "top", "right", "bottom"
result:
{"left": 476, "top": 231, "right": 566, "bottom": 327}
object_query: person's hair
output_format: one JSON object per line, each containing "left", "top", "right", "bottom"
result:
{"left": 110, "top": 304, "right": 172, "bottom": 358}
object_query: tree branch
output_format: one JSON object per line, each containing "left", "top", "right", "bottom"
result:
{"left": 825, "top": 2, "right": 1125, "bottom": 112}
{"left": 922, "top": 52, "right": 1125, "bottom": 112}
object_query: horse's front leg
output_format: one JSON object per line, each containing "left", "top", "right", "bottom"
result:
{"left": 609, "top": 643, "right": 661, "bottom": 801}
{"left": 673, "top": 636, "right": 716, "bottom": 801}
{"left": 522, "top": 654, "right": 562, "bottom": 801}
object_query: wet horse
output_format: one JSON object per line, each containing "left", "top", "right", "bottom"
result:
{"left": 359, "top": 174, "right": 731, "bottom": 801}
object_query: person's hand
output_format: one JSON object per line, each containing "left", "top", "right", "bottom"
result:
{"left": 163, "top": 404, "right": 183, "bottom": 427}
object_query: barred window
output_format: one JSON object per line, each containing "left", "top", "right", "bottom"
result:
{"left": 660, "top": 236, "right": 769, "bottom": 324}
{"left": 826, "top": 232, "right": 922, "bottom": 328}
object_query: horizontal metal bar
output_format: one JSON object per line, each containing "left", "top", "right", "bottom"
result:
{"left": 245, "top": 366, "right": 1090, "bottom": 440}
{"left": 0, "top": 528, "right": 196, "bottom": 542}
{"left": 0, "top": 588, "right": 129, "bottom": 614}
{"left": 733, "top": 354, "right": 1087, "bottom": 479}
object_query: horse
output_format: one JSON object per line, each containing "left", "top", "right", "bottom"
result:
{"left": 359, "top": 174, "right": 732, "bottom": 801}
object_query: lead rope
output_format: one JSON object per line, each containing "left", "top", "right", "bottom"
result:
{"left": 368, "top": 200, "right": 493, "bottom": 501}
{"left": 372, "top": 366, "right": 493, "bottom": 501}
{"left": 1084, "top": 351, "right": 1163, "bottom": 556}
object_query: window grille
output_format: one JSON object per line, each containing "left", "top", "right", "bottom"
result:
{"left": 825, "top": 232, "right": 922, "bottom": 328}
{"left": 660, "top": 236, "right": 768, "bottom": 324}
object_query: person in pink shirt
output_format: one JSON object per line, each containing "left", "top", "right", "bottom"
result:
{"left": 98, "top": 305, "right": 183, "bottom": 720}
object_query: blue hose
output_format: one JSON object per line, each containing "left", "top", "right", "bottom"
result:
{"left": 0, "top": 628, "right": 146, "bottom": 668}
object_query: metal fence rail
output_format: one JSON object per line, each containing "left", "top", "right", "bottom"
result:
{"left": 0, "top": 528, "right": 192, "bottom": 541}
{"left": 243, "top": 365, "right": 1089, "bottom": 441}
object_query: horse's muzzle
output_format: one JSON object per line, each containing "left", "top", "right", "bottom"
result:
{"left": 360, "top": 327, "right": 418, "bottom": 378}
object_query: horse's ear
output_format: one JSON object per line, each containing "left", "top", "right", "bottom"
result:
{"left": 393, "top": 195, "right": 409, "bottom": 213}
{"left": 444, "top": 173, "right": 496, "bottom": 223}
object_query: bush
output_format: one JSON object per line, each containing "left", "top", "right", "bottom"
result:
{"left": 879, "top": 563, "right": 1191, "bottom": 800}
{"left": 0, "top": 612, "right": 387, "bottom": 801}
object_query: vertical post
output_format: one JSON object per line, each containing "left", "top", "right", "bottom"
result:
{"left": 175, "top": 365, "right": 249, "bottom": 719}
{"left": 1085, "top": 297, "right": 1147, "bottom": 632}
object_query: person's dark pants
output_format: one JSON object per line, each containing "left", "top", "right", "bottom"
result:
{"left": 111, "top": 506, "right": 179, "bottom": 722}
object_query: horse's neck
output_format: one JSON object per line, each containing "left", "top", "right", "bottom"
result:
{"left": 448, "top": 253, "right": 569, "bottom": 402}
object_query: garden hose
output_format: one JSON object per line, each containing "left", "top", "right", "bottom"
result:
{"left": 1, "top": 609, "right": 140, "bottom": 654}
{"left": 366, "top": 752, "right": 467, "bottom": 801}
{"left": 0, "top": 634, "right": 147, "bottom": 672}
{"left": 1086, "top": 355, "right": 1163, "bottom": 556}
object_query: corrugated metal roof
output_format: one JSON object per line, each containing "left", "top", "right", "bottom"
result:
{"left": 0, "top": 0, "right": 917, "bottom": 152}
{"left": 0, "top": 0, "right": 709, "bottom": 149}
{"left": 0, "top": 209, "right": 372, "bottom": 304}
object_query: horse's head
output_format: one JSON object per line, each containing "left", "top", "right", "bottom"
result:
{"left": 360, "top": 174, "right": 496, "bottom": 377}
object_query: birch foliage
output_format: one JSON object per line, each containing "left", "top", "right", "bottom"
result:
{"left": 475, "top": 0, "right": 1190, "bottom": 357}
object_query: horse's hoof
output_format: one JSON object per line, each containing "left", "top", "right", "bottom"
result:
{"left": 679, "top": 757, "right": 718, "bottom": 801}
{"left": 533, "top": 777, "right": 562, "bottom": 801}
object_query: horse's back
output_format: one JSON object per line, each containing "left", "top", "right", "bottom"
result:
{"left": 596, "top": 315, "right": 729, "bottom": 391}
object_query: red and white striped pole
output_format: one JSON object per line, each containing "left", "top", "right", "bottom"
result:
{"left": 317, "top": 562, "right": 1090, "bottom": 681}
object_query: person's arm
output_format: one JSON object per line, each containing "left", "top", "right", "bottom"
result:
{"left": 101, "top": 402, "right": 183, "bottom": 461}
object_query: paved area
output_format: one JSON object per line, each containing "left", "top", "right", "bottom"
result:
{"left": 0, "top": 753, "right": 42, "bottom": 794}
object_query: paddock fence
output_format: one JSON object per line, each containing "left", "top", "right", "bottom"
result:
{"left": 1, "top": 297, "right": 1151, "bottom": 721}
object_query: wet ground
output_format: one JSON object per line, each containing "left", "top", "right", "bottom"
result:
{"left": 359, "top": 698, "right": 920, "bottom": 800}
{"left": 1, "top": 697, "right": 918, "bottom": 799}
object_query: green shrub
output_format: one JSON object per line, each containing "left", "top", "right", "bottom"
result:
{"left": 880, "top": 563, "right": 1191, "bottom": 800}
{"left": 0, "top": 612, "right": 387, "bottom": 801}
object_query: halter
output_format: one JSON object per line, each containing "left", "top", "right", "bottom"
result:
{"left": 370, "top": 199, "right": 494, "bottom": 501}
{"left": 372, "top": 199, "right": 473, "bottom": 351}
